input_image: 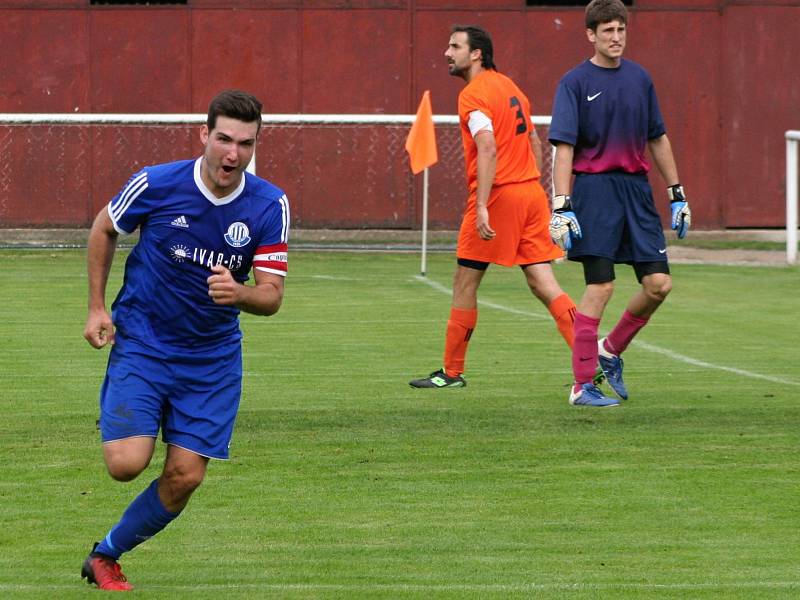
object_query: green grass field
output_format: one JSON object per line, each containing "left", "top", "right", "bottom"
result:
{"left": 1, "top": 249, "right": 799, "bottom": 598}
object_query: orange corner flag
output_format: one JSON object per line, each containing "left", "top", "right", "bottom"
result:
{"left": 405, "top": 91, "right": 438, "bottom": 174}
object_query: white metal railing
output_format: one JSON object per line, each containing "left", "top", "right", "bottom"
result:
{"left": 0, "top": 113, "right": 549, "bottom": 126}
{"left": 0, "top": 111, "right": 550, "bottom": 182}
{"left": 786, "top": 130, "right": 800, "bottom": 264}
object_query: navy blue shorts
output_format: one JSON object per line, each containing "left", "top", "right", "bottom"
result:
{"left": 568, "top": 172, "right": 669, "bottom": 265}
{"left": 99, "top": 336, "right": 242, "bottom": 460}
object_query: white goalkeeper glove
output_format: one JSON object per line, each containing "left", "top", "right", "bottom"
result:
{"left": 549, "top": 194, "right": 582, "bottom": 251}
{"left": 668, "top": 184, "right": 691, "bottom": 239}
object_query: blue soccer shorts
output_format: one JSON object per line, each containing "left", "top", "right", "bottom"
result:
{"left": 98, "top": 337, "right": 242, "bottom": 460}
{"left": 568, "top": 172, "right": 669, "bottom": 265}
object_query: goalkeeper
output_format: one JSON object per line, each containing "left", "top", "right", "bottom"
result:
{"left": 548, "top": 0, "right": 692, "bottom": 407}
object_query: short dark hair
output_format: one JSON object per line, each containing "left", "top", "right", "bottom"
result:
{"left": 451, "top": 25, "right": 497, "bottom": 70}
{"left": 585, "top": 0, "right": 628, "bottom": 31}
{"left": 207, "top": 89, "right": 263, "bottom": 133}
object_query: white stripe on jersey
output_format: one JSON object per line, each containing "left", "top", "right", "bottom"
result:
{"left": 255, "top": 266, "right": 288, "bottom": 277}
{"left": 110, "top": 172, "right": 149, "bottom": 224}
{"left": 278, "top": 194, "right": 290, "bottom": 242}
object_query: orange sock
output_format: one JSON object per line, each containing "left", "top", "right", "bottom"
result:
{"left": 443, "top": 307, "right": 477, "bottom": 377}
{"left": 547, "top": 293, "right": 576, "bottom": 348}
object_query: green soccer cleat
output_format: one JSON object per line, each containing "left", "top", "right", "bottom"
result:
{"left": 409, "top": 369, "right": 466, "bottom": 388}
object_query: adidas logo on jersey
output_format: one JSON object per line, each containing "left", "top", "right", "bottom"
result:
{"left": 170, "top": 215, "right": 189, "bottom": 228}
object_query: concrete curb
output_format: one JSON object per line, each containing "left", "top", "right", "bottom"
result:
{"left": 0, "top": 228, "right": 792, "bottom": 266}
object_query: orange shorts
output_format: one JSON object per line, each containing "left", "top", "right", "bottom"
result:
{"left": 457, "top": 180, "right": 564, "bottom": 267}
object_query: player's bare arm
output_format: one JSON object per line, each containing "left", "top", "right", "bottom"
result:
{"left": 84, "top": 208, "right": 119, "bottom": 349}
{"left": 549, "top": 143, "right": 582, "bottom": 251}
{"left": 529, "top": 128, "right": 543, "bottom": 172}
{"left": 474, "top": 129, "right": 497, "bottom": 240}
{"left": 552, "top": 143, "right": 575, "bottom": 197}
{"left": 647, "top": 134, "right": 679, "bottom": 186}
{"left": 207, "top": 264, "right": 284, "bottom": 316}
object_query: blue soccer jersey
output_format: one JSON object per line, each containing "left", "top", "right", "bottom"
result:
{"left": 549, "top": 58, "right": 666, "bottom": 174}
{"left": 107, "top": 157, "right": 290, "bottom": 351}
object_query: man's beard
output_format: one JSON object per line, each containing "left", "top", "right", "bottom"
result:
{"left": 448, "top": 63, "right": 467, "bottom": 78}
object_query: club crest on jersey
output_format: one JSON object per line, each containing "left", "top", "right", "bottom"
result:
{"left": 224, "top": 222, "right": 251, "bottom": 248}
{"left": 169, "top": 244, "right": 191, "bottom": 262}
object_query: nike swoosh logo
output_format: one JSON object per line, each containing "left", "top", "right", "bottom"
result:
{"left": 658, "top": 248, "right": 667, "bottom": 254}
{"left": 587, "top": 92, "right": 603, "bottom": 101}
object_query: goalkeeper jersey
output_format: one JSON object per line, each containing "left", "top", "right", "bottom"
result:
{"left": 107, "top": 157, "right": 290, "bottom": 353}
{"left": 549, "top": 58, "right": 666, "bottom": 175}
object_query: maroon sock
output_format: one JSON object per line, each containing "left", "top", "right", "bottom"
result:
{"left": 605, "top": 310, "right": 650, "bottom": 355}
{"left": 573, "top": 311, "right": 601, "bottom": 385}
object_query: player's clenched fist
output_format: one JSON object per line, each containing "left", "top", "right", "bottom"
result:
{"left": 84, "top": 309, "right": 115, "bottom": 349}
{"left": 207, "top": 264, "right": 240, "bottom": 305}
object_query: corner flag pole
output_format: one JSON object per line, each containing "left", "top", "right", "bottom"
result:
{"left": 405, "top": 91, "right": 438, "bottom": 277}
{"left": 421, "top": 167, "right": 430, "bottom": 276}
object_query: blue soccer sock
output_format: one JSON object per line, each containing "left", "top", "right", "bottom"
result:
{"left": 95, "top": 478, "right": 181, "bottom": 560}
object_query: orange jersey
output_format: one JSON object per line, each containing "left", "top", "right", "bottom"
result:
{"left": 458, "top": 69, "right": 540, "bottom": 191}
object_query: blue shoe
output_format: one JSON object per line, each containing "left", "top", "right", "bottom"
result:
{"left": 598, "top": 338, "right": 628, "bottom": 400}
{"left": 569, "top": 383, "right": 619, "bottom": 407}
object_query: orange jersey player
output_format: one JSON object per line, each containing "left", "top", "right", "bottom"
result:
{"left": 409, "top": 25, "right": 581, "bottom": 392}
{"left": 455, "top": 68, "right": 559, "bottom": 270}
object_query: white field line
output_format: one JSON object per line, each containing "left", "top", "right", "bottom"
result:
{"left": 309, "top": 274, "right": 359, "bottom": 280}
{"left": 415, "top": 275, "right": 550, "bottom": 320}
{"left": 4, "top": 582, "right": 799, "bottom": 593}
{"left": 413, "top": 275, "right": 798, "bottom": 387}
{"left": 632, "top": 340, "right": 797, "bottom": 385}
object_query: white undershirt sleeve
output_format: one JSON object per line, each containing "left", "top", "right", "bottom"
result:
{"left": 468, "top": 110, "right": 494, "bottom": 138}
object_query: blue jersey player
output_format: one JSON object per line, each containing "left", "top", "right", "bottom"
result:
{"left": 81, "top": 90, "right": 289, "bottom": 590}
{"left": 548, "top": 0, "right": 692, "bottom": 407}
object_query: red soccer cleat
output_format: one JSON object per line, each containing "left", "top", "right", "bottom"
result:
{"left": 81, "top": 544, "right": 134, "bottom": 591}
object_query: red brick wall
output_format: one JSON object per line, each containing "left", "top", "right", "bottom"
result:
{"left": 1, "top": 0, "right": 798, "bottom": 229}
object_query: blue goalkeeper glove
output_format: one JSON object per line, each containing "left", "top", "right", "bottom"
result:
{"left": 549, "top": 194, "right": 582, "bottom": 251}
{"left": 668, "top": 184, "right": 691, "bottom": 239}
